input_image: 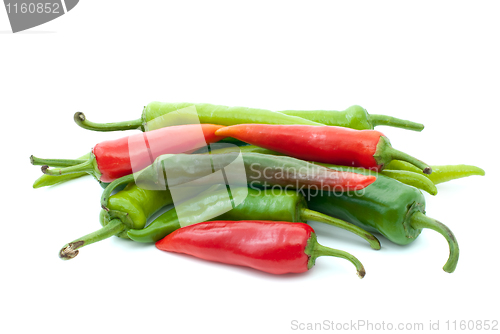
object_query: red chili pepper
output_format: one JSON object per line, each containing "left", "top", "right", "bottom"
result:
{"left": 35, "top": 124, "right": 225, "bottom": 182}
{"left": 215, "top": 124, "right": 432, "bottom": 174}
{"left": 156, "top": 221, "right": 365, "bottom": 278}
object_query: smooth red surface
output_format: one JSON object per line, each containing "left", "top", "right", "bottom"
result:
{"left": 216, "top": 124, "right": 384, "bottom": 171}
{"left": 93, "top": 124, "right": 225, "bottom": 182}
{"left": 156, "top": 221, "right": 313, "bottom": 275}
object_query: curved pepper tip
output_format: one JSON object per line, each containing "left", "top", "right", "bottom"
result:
{"left": 357, "top": 267, "right": 366, "bottom": 279}
{"left": 409, "top": 212, "right": 459, "bottom": 273}
{"left": 423, "top": 167, "right": 432, "bottom": 175}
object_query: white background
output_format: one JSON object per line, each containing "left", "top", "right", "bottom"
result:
{"left": 1, "top": 1, "right": 499, "bottom": 333}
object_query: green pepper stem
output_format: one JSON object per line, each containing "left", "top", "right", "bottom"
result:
{"left": 32, "top": 153, "right": 92, "bottom": 189}
{"left": 313, "top": 244, "right": 366, "bottom": 278}
{"left": 375, "top": 136, "right": 432, "bottom": 174}
{"left": 30, "top": 155, "right": 87, "bottom": 168}
{"left": 306, "top": 233, "right": 365, "bottom": 278}
{"left": 101, "top": 174, "right": 135, "bottom": 208}
{"left": 301, "top": 208, "right": 381, "bottom": 250}
{"left": 59, "top": 219, "right": 126, "bottom": 260}
{"left": 370, "top": 114, "right": 424, "bottom": 132}
{"left": 74, "top": 112, "right": 144, "bottom": 132}
{"left": 381, "top": 169, "right": 438, "bottom": 195}
{"left": 41, "top": 154, "right": 101, "bottom": 180}
{"left": 409, "top": 212, "right": 459, "bottom": 273}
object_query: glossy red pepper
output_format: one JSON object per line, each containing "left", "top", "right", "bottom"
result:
{"left": 215, "top": 124, "right": 432, "bottom": 174}
{"left": 156, "top": 221, "right": 365, "bottom": 278}
{"left": 32, "top": 124, "right": 225, "bottom": 182}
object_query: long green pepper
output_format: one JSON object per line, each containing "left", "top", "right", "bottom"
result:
{"left": 74, "top": 102, "right": 424, "bottom": 132}
{"left": 99, "top": 151, "right": 377, "bottom": 207}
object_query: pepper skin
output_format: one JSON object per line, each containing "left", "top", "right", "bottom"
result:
{"left": 215, "top": 124, "right": 432, "bottom": 174}
{"left": 32, "top": 124, "right": 225, "bottom": 183}
{"left": 74, "top": 102, "right": 423, "bottom": 132}
{"left": 127, "top": 187, "right": 381, "bottom": 250}
{"left": 306, "top": 166, "right": 459, "bottom": 273}
{"left": 156, "top": 221, "right": 366, "bottom": 278}
{"left": 58, "top": 182, "right": 175, "bottom": 260}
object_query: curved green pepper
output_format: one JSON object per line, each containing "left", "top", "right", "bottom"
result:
{"left": 58, "top": 182, "right": 174, "bottom": 259}
{"left": 127, "top": 187, "right": 381, "bottom": 250}
{"left": 74, "top": 102, "right": 423, "bottom": 132}
{"left": 306, "top": 166, "right": 459, "bottom": 273}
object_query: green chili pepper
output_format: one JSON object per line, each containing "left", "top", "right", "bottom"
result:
{"left": 127, "top": 187, "right": 381, "bottom": 250}
{"left": 59, "top": 182, "right": 174, "bottom": 259}
{"left": 209, "top": 145, "right": 438, "bottom": 195}
{"left": 74, "top": 102, "right": 423, "bottom": 132}
{"left": 100, "top": 151, "right": 376, "bottom": 208}
{"left": 305, "top": 166, "right": 459, "bottom": 273}
{"left": 74, "top": 102, "right": 322, "bottom": 133}
{"left": 385, "top": 160, "right": 485, "bottom": 184}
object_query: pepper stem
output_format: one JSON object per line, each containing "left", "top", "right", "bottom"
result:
{"left": 74, "top": 112, "right": 144, "bottom": 132}
{"left": 30, "top": 155, "right": 87, "bottom": 168}
{"left": 375, "top": 136, "right": 432, "bottom": 174}
{"left": 40, "top": 154, "right": 101, "bottom": 180}
{"left": 59, "top": 219, "right": 126, "bottom": 260}
{"left": 301, "top": 208, "right": 381, "bottom": 250}
{"left": 370, "top": 114, "right": 424, "bottom": 132}
{"left": 101, "top": 174, "right": 135, "bottom": 208}
{"left": 306, "top": 233, "right": 365, "bottom": 278}
{"left": 409, "top": 212, "right": 459, "bottom": 273}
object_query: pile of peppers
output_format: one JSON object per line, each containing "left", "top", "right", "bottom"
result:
{"left": 31, "top": 102, "right": 485, "bottom": 278}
